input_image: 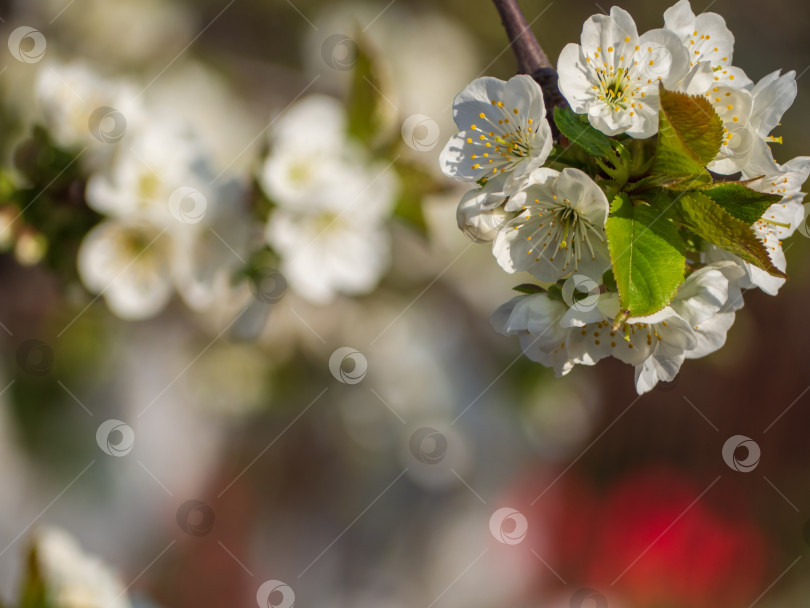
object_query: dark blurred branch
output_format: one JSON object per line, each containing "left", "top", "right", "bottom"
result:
{"left": 491, "top": 0, "right": 566, "bottom": 137}
{"left": 491, "top": 0, "right": 550, "bottom": 73}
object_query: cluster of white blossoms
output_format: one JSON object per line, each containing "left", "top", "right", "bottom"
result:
{"left": 442, "top": 1, "right": 810, "bottom": 393}
{"left": 35, "top": 62, "right": 250, "bottom": 320}
{"left": 258, "top": 95, "right": 398, "bottom": 304}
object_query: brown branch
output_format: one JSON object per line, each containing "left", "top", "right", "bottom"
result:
{"left": 491, "top": 0, "right": 567, "bottom": 138}
{"left": 491, "top": 0, "right": 551, "bottom": 74}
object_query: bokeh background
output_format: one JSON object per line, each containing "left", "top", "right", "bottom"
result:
{"left": 0, "top": 0, "right": 809, "bottom": 606}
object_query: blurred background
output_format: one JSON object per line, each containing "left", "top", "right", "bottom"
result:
{"left": 0, "top": 0, "right": 809, "bottom": 606}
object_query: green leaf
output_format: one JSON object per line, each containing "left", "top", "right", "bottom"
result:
{"left": 602, "top": 269, "right": 618, "bottom": 292}
{"left": 513, "top": 283, "right": 545, "bottom": 295}
{"left": 677, "top": 191, "right": 786, "bottom": 278}
{"left": 346, "top": 35, "right": 385, "bottom": 145}
{"left": 701, "top": 183, "right": 781, "bottom": 224}
{"left": 649, "top": 85, "right": 723, "bottom": 189}
{"left": 659, "top": 85, "right": 723, "bottom": 165}
{"left": 553, "top": 107, "right": 614, "bottom": 158}
{"left": 605, "top": 193, "right": 686, "bottom": 317}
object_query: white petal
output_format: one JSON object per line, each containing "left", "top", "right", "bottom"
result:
{"left": 457, "top": 189, "right": 510, "bottom": 243}
{"left": 663, "top": 0, "right": 696, "bottom": 38}
{"left": 638, "top": 28, "right": 691, "bottom": 87}
{"left": 686, "top": 311, "right": 736, "bottom": 359}
{"left": 557, "top": 44, "right": 594, "bottom": 114}
{"left": 750, "top": 70, "right": 796, "bottom": 138}
{"left": 557, "top": 168, "right": 610, "bottom": 226}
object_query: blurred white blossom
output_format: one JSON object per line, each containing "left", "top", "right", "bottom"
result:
{"left": 259, "top": 95, "right": 397, "bottom": 304}
{"left": 34, "top": 527, "right": 132, "bottom": 608}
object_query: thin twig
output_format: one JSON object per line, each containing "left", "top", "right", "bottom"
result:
{"left": 491, "top": 0, "right": 551, "bottom": 73}
{"left": 491, "top": 0, "right": 566, "bottom": 137}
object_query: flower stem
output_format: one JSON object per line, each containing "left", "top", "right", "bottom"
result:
{"left": 491, "top": 0, "right": 567, "bottom": 137}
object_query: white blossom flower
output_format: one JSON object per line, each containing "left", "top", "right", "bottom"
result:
{"left": 493, "top": 168, "right": 610, "bottom": 282}
{"left": 492, "top": 262, "right": 744, "bottom": 393}
{"left": 557, "top": 6, "right": 690, "bottom": 137}
{"left": 663, "top": 0, "right": 751, "bottom": 87}
{"left": 439, "top": 75, "right": 553, "bottom": 192}
{"left": 35, "top": 527, "right": 132, "bottom": 608}
{"left": 707, "top": 70, "right": 796, "bottom": 174}
{"left": 258, "top": 95, "right": 370, "bottom": 211}
{"left": 260, "top": 95, "right": 398, "bottom": 304}
{"left": 85, "top": 119, "right": 202, "bottom": 220}
{"left": 490, "top": 292, "right": 574, "bottom": 376}
{"left": 78, "top": 217, "right": 176, "bottom": 320}
{"left": 35, "top": 62, "right": 143, "bottom": 167}
{"left": 79, "top": 118, "right": 248, "bottom": 319}
{"left": 266, "top": 204, "right": 394, "bottom": 305}
{"left": 456, "top": 185, "right": 510, "bottom": 243}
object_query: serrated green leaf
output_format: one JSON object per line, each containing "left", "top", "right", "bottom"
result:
{"left": 678, "top": 191, "right": 786, "bottom": 278}
{"left": 701, "top": 183, "right": 781, "bottom": 224}
{"left": 648, "top": 85, "right": 723, "bottom": 190}
{"left": 606, "top": 193, "right": 686, "bottom": 317}
{"left": 347, "top": 36, "right": 384, "bottom": 145}
{"left": 659, "top": 85, "right": 723, "bottom": 165}
{"left": 513, "top": 283, "right": 545, "bottom": 295}
{"left": 553, "top": 107, "right": 614, "bottom": 158}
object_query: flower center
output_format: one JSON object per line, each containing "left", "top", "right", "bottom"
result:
{"left": 523, "top": 197, "right": 605, "bottom": 273}
{"left": 468, "top": 101, "right": 540, "bottom": 179}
